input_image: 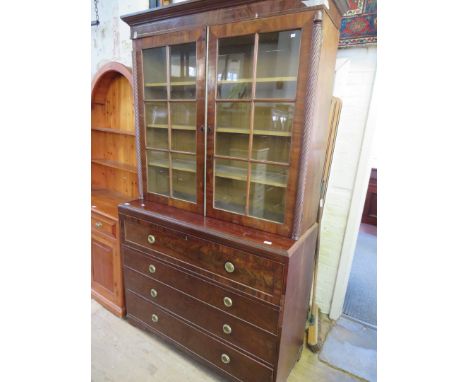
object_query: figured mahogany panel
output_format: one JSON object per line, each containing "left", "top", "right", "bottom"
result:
{"left": 123, "top": 245, "right": 280, "bottom": 333}
{"left": 126, "top": 291, "right": 274, "bottom": 382}
{"left": 122, "top": 216, "right": 284, "bottom": 302}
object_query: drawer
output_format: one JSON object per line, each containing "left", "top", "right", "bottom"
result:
{"left": 123, "top": 246, "right": 280, "bottom": 334}
{"left": 122, "top": 217, "right": 284, "bottom": 301}
{"left": 92, "top": 212, "right": 117, "bottom": 238}
{"left": 125, "top": 267, "right": 278, "bottom": 364}
{"left": 126, "top": 291, "right": 274, "bottom": 382}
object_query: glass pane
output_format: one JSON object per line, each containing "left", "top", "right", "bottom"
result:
{"left": 217, "top": 35, "right": 255, "bottom": 99}
{"left": 252, "top": 102, "right": 292, "bottom": 162}
{"left": 147, "top": 150, "right": 170, "bottom": 196}
{"left": 170, "top": 43, "right": 196, "bottom": 99}
{"left": 143, "top": 47, "right": 167, "bottom": 99}
{"left": 249, "top": 164, "right": 288, "bottom": 223}
{"left": 145, "top": 102, "right": 168, "bottom": 149}
{"left": 171, "top": 102, "right": 196, "bottom": 153}
{"left": 171, "top": 153, "right": 196, "bottom": 202}
{"left": 256, "top": 30, "right": 301, "bottom": 99}
{"left": 216, "top": 102, "right": 250, "bottom": 159}
{"left": 252, "top": 135, "right": 290, "bottom": 163}
{"left": 254, "top": 103, "right": 294, "bottom": 135}
{"left": 214, "top": 159, "right": 248, "bottom": 214}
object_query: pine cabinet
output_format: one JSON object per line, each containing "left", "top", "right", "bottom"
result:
{"left": 120, "top": 0, "right": 348, "bottom": 380}
{"left": 91, "top": 62, "right": 139, "bottom": 317}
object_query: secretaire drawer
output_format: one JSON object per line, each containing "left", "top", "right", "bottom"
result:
{"left": 125, "top": 267, "right": 278, "bottom": 364}
{"left": 126, "top": 291, "right": 274, "bottom": 382}
{"left": 122, "top": 217, "right": 284, "bottom": 300}
{"left": 123, "top": 246, "right": 280, "bottom": 334}
{"left": 92, "top": 212, "right": 116, "bottom": 238}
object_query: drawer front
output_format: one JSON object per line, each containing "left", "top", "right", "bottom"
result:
{"left": 92, "top": 212, "right": 117, "bottom": 238}
{"left": 126, "top": 291, "right": 274, "bottom": 382}
{"left": 123, "top": 246, "right": 280, "bottom": 334}
{"left": 122, "top": 217, "right": 284, "bottom": 300}
{"left": 125, "top": 267, "right": 278, "bottom": 364}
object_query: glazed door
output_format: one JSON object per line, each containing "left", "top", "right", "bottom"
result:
{"left": 136, "top": 28, "right": 206, "bottom": 214}
{"left": 206, "top": 13, "right": 314, "bottom": 236}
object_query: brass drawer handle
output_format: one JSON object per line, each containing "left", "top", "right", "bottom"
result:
{"left": 224, "top": 261, "right": 235, "bottom": 273}
{"left": 223, "top": 324, "right": 232, "bottom": 335}
{"left": 151, "top": 314, "right": 159, "bottom": 323}
{"left": 148, "top": 264, "right": 156, "bottom": 273}
{"left": 223, "top": 297, "right": 232, "bottom": 308}
{"left": 150, "top": 288, "right": 158, "bottom": 298}
{"left": 147, "top": 234, "right": 156, "bottom": 244}
{"left": 221, "top": 353, "right": 230, "bottom": 364}
{"left": 95, "top": 222, "right": 103, "bottom": 229}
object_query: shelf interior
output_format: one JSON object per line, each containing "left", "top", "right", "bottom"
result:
{"left": 92, "top": 70, "right": 138, "bottom": 205}
{"left": 215, "top": 163, "right": 287, "bottom": 188}
{"left": 92, "top": 159, "right": 137, "bottom": 173}
{"left": 91, "top": 188, "right": 130, "bottom": 219}
{"left": 92, "top": 126, "right": 135, "bottom": 136}
{"left": 217, "top": 76, "right": 297, "bottom": 84}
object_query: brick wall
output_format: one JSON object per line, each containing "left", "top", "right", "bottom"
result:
{"left": 316, "top": 46, "right": 377, "bottom": 314}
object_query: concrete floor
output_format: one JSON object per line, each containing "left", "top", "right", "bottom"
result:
{"left": 319, "top": 317, "right": 376, "bottom": 382}
{"left": 92, "top": 299, "right": 361, "bottom": 382}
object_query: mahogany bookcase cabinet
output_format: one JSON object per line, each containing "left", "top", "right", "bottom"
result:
{"left": 119, "top": 1, "right": 348, "bottom": 381}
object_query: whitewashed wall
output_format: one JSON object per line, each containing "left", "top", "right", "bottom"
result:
{"left": 90, "top": 1, "right": 377, "bottom": 316}
{"left": 315, "top": 46, "right": 377, "bottom": 314}
{"left": 91, "top": 0, "right": 147, "bottom": 78}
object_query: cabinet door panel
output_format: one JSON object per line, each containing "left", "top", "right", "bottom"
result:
{"left": 92, "top": 237, "right": 114, "bottom": 293}
{"left": 207, "top": 14, "right": 314, "bottom": 236}
{"left": 137, "top": 28, "right": 206, "bottom": 214}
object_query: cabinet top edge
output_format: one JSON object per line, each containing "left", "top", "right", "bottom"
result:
{"left": 118, "top": 199, "right": 296, "bottom": 257}
{"left": 121, "top": 0, "right": 349, "bottom": 27}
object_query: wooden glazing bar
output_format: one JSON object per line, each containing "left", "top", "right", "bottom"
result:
{"left": 245, "top": 33, "right": 259, "bottom": 215}
{"left": 166, "top": 45, "right": 174, "bottom": 198}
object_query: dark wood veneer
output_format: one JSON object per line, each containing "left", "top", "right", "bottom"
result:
{"left": 119, "top": 1, "right": 346, "bottom": 380}
{"left": 122, "top": 245, "right": 280, "bottom": 334}
{"left": 125, "top": 267, "right": 278, "bottom": 364}
{"left": 127, "top": 291, "right": 274, "bottom": 382}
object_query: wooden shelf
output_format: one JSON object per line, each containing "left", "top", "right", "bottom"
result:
{"left": 251, "top": 172, "right": 287, "bottom": 188}
{"left": 216, "top": 164, "right": 287, "bottom": 187}
{"left": 216, "top": 127, "right": 291, "bottom": 137}
{"left": 92, "top": 126, "right": 135, "bottom": 136}
{"left": 92, "top": 159, "right": 137, "bottom": 174}
{"left": 148, "top": 158, "right": 196, "bottom": 173}
{"left": 253, "top": 129, "right": 291, "bottom": 137}
{"left": 218, "top": 76, "right": 297, "bottom": 84}
{"left": 147, "top": 124, "right": 169, "bottom": 129}
{"left": 145, "top": 81, "right": 196, "bottom": 87}
{"left": 173, "top": 124, "right": 196, "bottom": 131}
{"left": 91, "top": 188, "right": 130, "bottom": 220}
{"left": 217, "top": 127, "right": 249, "bottom": 135}
{"left": 147, "top": 124, "right": 196, "bottom": 131}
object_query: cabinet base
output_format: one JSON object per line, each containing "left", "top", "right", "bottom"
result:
{"left": 92, "top": 290, "right": 126, "bottom": 318}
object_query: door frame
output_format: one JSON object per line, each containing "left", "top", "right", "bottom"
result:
{"left": 329, "top": 70, "right": 377, "bottom": 320}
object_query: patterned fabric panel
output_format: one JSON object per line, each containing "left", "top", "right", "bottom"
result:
{"left": 339, "top": 0, "right": 377, "bottom": 48}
